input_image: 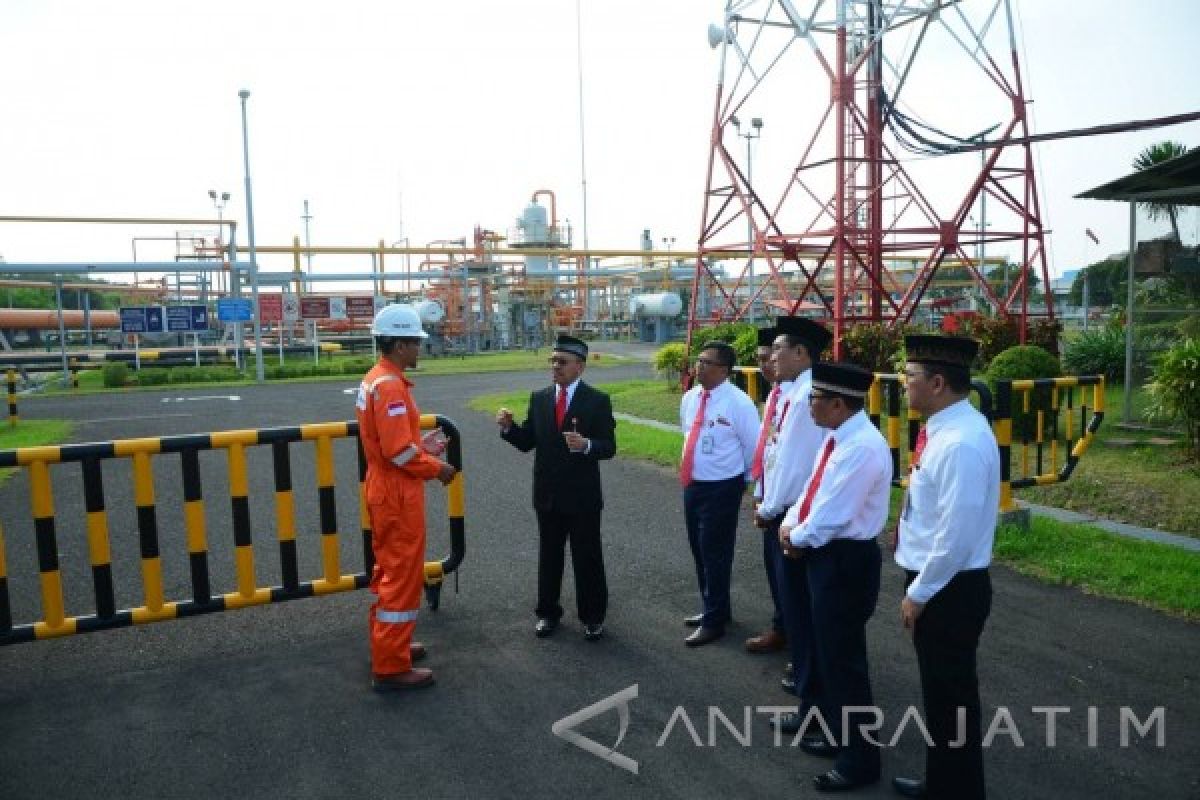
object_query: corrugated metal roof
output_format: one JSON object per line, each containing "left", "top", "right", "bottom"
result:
{"left": 1076, "top": 147, "right": 1200, "bottom": 206}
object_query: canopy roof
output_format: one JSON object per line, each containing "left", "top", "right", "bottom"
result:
{"left": 1076, "top": 147, "right": 1200, "bottom": 206}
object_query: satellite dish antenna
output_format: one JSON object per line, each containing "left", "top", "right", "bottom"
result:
{"left": 707, "top": 23, "right": 730, "bottom": 49}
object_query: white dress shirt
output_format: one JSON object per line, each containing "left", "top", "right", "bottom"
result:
{"left": 784, "top": 410, "right": 893, "bottom": 548}
{"left": 896, "top": 398, "right": 1000, "bottom": 604}
{"left": 679, "top": 379, "right": 760, "bottom": 482}
{"left": 758, "top": 370, "right": 827, "bottom": 519}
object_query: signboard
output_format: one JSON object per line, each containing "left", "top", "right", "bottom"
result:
{"left": 216, "top": 297, "right": 253, "bottom": 322}
{"left": 283, "top": 295, "right": 300, "bottom": 322}
{"left": 258, "top": 294, "right": 283, "bottom": 323}
{"left": 345, "top": 296, "right": 376, "bottom": 318}
{"left": 165, "top": 305, "right": 209, "bottom": 332}
{"left": 300, "top": 296, "right": 331, "bottom": 320}
{"left": 119, "top": 306, "right": 164, "bottom": 333}
{"left": 329, "top": 296, "right": 347, "bottom": 321}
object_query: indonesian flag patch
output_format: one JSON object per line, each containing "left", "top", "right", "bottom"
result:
{"left": 386, "top": 400, "right": 408, "bottom": 417}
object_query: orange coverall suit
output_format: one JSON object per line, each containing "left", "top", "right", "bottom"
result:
{"left": 356, "top": 360, "right": 441, "bottom": 674}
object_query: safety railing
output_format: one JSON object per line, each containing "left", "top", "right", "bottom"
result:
{"left": 0, "top": 414, "right": 465, "bottom": 645}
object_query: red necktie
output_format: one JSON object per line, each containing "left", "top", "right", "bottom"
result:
{"left": 895, "top": 426, "right": 927, "bottom": 550}
{"left": 680, "top": 389, "right": 710, "bottom": 487}
{"left": 749, "top": 385, "right": 780, "bottom": 481}
{"left": 795, "top": 437, "right": 836, "bottom": 523}
{"left": 555, "top": 386, "right": 568, "bottom": 429}
{"left": 910, "top": 426, "right": 928, "bottom": 469}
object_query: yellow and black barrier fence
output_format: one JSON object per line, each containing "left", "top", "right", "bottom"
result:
{"left": 995, "top": 376, "right": 1105, "bottom": 499}
{"left": 734, "top": 365, "right": 1104, "bottom": 514}
{"left": 0, "top": 414, "right": 465, "bottom": 645}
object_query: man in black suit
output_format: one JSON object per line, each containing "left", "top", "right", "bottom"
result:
{"left": 496, "top": 335, "right": 617, "bottom": 641}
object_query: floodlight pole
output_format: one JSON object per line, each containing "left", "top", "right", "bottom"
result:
{"left": 238, "top": 89, "right": 265, "bottom": 384}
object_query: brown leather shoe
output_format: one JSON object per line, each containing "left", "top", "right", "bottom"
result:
{"left": 371, "top": 667, "right": 435, "bottom": 691}
{"left": 744, "top": 629, "right": 787, "bottom": 654}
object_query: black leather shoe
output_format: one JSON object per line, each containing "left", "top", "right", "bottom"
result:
{"left": 799, "top": 735, "right": 840, "bottom": 758}
{"left": 771, "top": 711, "right": 807, "bottom": 734}
{"left": 684, "top": 613, "right": 704, "bottom": 627}
{"left": 891, "top": 777, "right": 927, "bottom": 798}
{"left": 684, "top": 626, "right": 725, "bottom": 647}
{"left": 813, "top": 768, "right": 878, "bottom": 792}
{"left": 583, "top": 623, "right": 604, "bottom": 641}
{"left": 534, "top": 618, "right": 558, "bottom": 638}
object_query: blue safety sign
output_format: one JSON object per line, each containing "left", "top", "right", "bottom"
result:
{"left": 166, "top": 305, "right": 210, "bottom": 332}
{"left": 119, "top": 306, "right": 165, "bottom": 333}
{"left": 216, "top": 298, "right": 253, "bottom": 322}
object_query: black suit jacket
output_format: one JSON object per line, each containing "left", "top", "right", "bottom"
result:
{"left": 501, "top": 381, "right": 617, "bottom": 513}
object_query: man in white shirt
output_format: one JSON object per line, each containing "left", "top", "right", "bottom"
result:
{"left": 893, "top": 334, "right": 999, "bottom": 800}
{"left": 780, "top": 361, "right": 892, "bottom": 793}
{"left": 745, "top": 326, "right": 788, "bottom": 655}
{"left": 759, "top": 316, "right": 831, "bottom": 729}
{"left": 678, "top": 341, "right": 760, "bottom": 646}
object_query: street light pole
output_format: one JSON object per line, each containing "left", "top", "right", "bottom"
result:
{"left": 238, "top": 89, "right": 265, "bottom": 384}
{"left": 207, "top": 189, "right": 230, "bottom": 298}
{"left": 733, "top": 115, "right": 763, "bottom": 319}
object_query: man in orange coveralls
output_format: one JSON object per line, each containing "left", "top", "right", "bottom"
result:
{"left": 356, "top": 304, "right": 456, "bottom": 692}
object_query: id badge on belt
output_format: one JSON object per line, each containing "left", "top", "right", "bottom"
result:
{"left": 700, "top": 433, "right": 714, "bottom": 455}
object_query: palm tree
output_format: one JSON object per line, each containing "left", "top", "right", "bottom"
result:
{"left": 1132, "top": 140, "right": 1189, "bottom": 242}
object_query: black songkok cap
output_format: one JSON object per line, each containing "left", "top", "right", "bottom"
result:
{"left": 904, "top": 334, "right": 979, "bottom": 369}
{"left": 811, "top": 361, "right": 875, "bottom": 399}
{"left": 553, "top": 334, "right": 589, "bottom": 360}
{"left": 773, "top": 316, "right": 833, "bottom": 357}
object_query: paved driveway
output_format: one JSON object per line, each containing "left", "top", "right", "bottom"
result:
{"left": 1, "top": 364, "right": 1196, "bottom": 799}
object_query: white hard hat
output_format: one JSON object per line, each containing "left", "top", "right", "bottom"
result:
{"left": 371, "top": 304, "right": 428, "bottom": 339}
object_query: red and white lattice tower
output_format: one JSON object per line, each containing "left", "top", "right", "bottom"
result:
{"left": 690, "top": 0, "right": 1055, "bottom": 356}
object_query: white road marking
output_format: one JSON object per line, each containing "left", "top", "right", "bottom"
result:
{"left": 160, "top": 395, "right": 242, "bottom": 403}
{"left": 81, "top": 413, "right": 195, "bottom": 424}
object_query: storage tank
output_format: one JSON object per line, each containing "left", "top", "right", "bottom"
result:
{"left": 628, "top": 292, "right": 683, "bottom": 318}
{"left": 414, "top": 298, "right": 445, "bottom": 325}
{"left": 519, "top": 201, "right": 549, "bottom": 245}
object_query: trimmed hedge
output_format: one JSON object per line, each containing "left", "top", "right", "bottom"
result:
{"left": 986, "top": 345, "right": 1062, "bottom": 440}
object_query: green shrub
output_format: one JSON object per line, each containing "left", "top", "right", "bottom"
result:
{"left": 1146, "top": 338, "right": 1200, "bottom": 460}
{"left": 102, "top": 363, "right": 129, "bottom": 388}
{"left": 654, "top": 343, "right": 687, "bottom": 386}
{"left": 1062, "top": 327, "right": 1126, "bottom": 381}
{"left": 967, "top": 315, "right": 1021, "bottom": 369}
{"left": 689, "top": 322, "right": 755, "bottom": 358}
{"left": 731, "top": 328, "right": 758, "bottom": 366}
{"left": 987, "top": 345, "right": 1062, "bottom": 440}
{"left": 842, "top": 323, "right": 912, "bottom": 373}
{"left": 136, "top": 368, "right": 169, "bottom": 386}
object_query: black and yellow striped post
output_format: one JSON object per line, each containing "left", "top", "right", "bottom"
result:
{"left": 179, "top": 446, "right": 215, "bottom": 609}
{"left": 0, "top": 518, "right": 11, "bottom": 634}
{"left": 419, "top": 414, "right": 465, "bottom": 611}
{"left": 271, "top": 439, "right": 300, "bottom": 596}
{"left": 7, "top": 368, "right": 17, "bottom": 428}
{"left": 356, "top": 437, "right": 373, "bottom": 581}
{"left": 81, "top": 456, "right": 118, "bottom": 621}
{"left": 28, "top": 452, "right": 72, "bottom": 639}
{"left": 309, "top": 426, "right": 356, "bottom": 595}
{"left": 214, "top": 433, "right": 272, "bottom": 609}
{"left": 993, "top": 380, "right": 1016, "bottom": 512}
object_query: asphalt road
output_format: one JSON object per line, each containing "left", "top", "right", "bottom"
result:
{"left": 1, "top": 362, "right": 1196, "bottom": 799}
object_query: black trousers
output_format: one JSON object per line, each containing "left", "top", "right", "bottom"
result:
{"left": 807, "top": 539, "right": 882, "bottom": 782}
{"left": 535, "top": 509, "right": 607, "bottom": 625}
{"left": 906, "top": 568, "right": 992, "bottom": 800}
{"left": 761, "top": 525, "right": 785, "bottom": 633}
{"left": 774, "top": 516, "right": 823, "bottom": 712}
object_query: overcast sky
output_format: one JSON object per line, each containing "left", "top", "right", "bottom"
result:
{"left": 1, "top": 0, "right": 1197, "bottom": 285}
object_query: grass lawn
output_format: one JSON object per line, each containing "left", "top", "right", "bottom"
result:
{"left": 44, "top": 348, "right": 637, "bottom": 394}
{"left": 1016, "top": 382, "right": 1199, "bottom": 537}
{"left": 0, "top": 419, "right": 74, "bottom": 485}
{"left": 995, "top": 517, "right": 1199, "bottom": 619}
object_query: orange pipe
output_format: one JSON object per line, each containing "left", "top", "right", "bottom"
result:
{"left": 0, "top": 309, "right": 120, "bottom": 329}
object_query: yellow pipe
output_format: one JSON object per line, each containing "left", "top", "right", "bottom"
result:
{"left": 85, "top": 510, "right": 112, "bottom": 566}
{"left": 184, "top": 501, "right": 208, "bottom": 553}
